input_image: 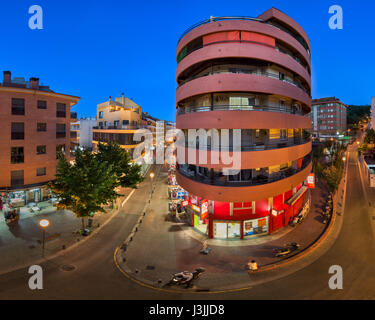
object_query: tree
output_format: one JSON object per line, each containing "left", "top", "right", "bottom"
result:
{"left": 322, "top": 165, "right": 342, "bottom": 193}
{"left": 49, "top": 148, "right": 120, "bottom": 231}
{"left": 96, "top": 141, "right": 144, "bottom": 189}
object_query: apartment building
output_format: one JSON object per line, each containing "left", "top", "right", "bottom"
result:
{"left": 310, "top": 97, "right": 347, "bottom": 140}
{"left": 0, "top": 71, "right": 80, "bottom": 206}
{"left": 175, "top": 8, "right": 312, "bottom": 240}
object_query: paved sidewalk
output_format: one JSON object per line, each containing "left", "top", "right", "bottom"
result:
{"left": 0, "top": 187, "right": 134, "bottom": 275}
{"left": 117, "top": 165, "right": 337, "bottom": 291}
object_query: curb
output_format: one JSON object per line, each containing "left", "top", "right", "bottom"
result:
{"left": 113, "top": 158, "right": 349, "bottom": 293}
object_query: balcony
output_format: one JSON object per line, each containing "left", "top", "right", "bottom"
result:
{"left": 177, "top": 104, "right": 304, "bottom": 116}
{"left": 70, "top": 131, "right": 78, "bottom": 139}
{"left": 178, "top": 153, "right": 311, "bottom": 187}
{"left": 180, "top": 136, "right": 311, "bottom": 152}
{"left": 70, "top": 112, "right": 77, "bottom": 120}
{"left": 93, "top": 124, "right": 147, "bottom": 130}
{"left": 178, "top": 68, "right": 310, "bottom": 95}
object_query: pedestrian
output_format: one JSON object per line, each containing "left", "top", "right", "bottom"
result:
{"left": 247, "top": 259, "right": 258, "bottom": 271}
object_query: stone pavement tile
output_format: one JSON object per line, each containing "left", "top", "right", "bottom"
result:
{"left": 0, "top": 187, "right": 134, "bottom": 274}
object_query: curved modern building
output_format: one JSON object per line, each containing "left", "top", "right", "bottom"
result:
{"left": 175, "top": 8, "right": 312, "bottom": 239}
{"left": 0, "top": 71, "right": 80, "bottom": 207}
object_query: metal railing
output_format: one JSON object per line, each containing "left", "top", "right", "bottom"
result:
{"left": 93, "top": 124, "right": 147, "bottom": 130}
{"left": 177, "top": 104, "right": 304, "bottom": 116}
{"left": 177, "top": 69, "right": 310, "bottom": 95}
{"left": 179, "top": 137, "right": 311, "bottom": 152}
{"left": 178, "top": 154, "right": 311, "bottom": 187}
{"left": 178, "top": 16, "right": 310, "bottom": 56}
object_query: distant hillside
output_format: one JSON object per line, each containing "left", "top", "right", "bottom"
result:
{"left": 347, "top": 105, "right": 370, "bottom": 125}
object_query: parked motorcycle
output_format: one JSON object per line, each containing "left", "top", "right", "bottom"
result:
{"left": 166, "top": 267, "right": 206, "bottom": 288}
{"left": 290, "top": 213, "right": 304, "bottom": 227}
{"left": 273, "top": 242, "right": 300, "bottom": 258}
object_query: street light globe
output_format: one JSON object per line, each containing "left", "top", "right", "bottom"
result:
{"left": 39, "top": 219, "right": 50, "bottom": 228}
{"left": 150, "top": 172, "right": 155, "bottom": 179}
{"left": 342, "top": 157, "right": 346, "bottom": 161}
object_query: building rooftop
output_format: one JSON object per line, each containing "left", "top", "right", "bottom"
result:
{"left": 1, "top": 71, "right": 53, "bottom": 92}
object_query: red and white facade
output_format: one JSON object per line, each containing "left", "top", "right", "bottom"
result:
{"left": 175, "top": 8, "right": 312, "bottom": 240}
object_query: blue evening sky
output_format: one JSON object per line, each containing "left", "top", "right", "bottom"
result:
{"left": 0, "top": 0, "right": 373, "bottom": 121}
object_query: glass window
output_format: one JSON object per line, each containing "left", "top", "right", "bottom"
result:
{"left": 56, "top": 103, "right": 66, "bottom": 117}
{"left": 98, "top": 111, "right": 103, "bottom": 119}
{"left": 36, "top": 167, "right": 46, "bottom": 176}
{"left": 11, "top": 147, "right": 24, "bottom": 164}
{"left": 37, "top": 123, "right": 47, "bottom": 132}
{"left": 11, "top": 122, "right": 24, "bottom": 140}
{"left": 36, "top": 145, "right": 46, "bottom": 155}
{"left": 37, "top": 100, "right": 47, "bottom": 109}
{"left": 12, "top": 98, "right": 25, "bottom": 115}
{"left": 11, "top": 170, "right": 24, "bottom": 187}
{"left": 56, "top": 123, "right": 66, "bottom": 138}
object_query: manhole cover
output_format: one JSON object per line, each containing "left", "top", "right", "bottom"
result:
{"left": 146, "top": 265, "right": 155, "bottom": 270}
{"left": 61, "top": 264, "right": 76, "bottom": 272}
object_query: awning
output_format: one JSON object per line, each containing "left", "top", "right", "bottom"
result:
{"left": 285, "top": 186, "right": 308, "bottom": 206}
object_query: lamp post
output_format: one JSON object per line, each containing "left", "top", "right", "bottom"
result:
{"left": 39, "top": 219, "right": 50, "bottom": 257}
{"left": 150, "top": 172, "right": 155, "bottom": 197}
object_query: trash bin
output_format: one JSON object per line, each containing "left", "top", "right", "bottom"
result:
{"left": 87, "top": 218, "right": 93, "bottom": 228}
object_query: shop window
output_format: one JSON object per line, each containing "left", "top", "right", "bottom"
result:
{"left": 11, "top": 147, "right": 24, "bottom": 164}
{"left": 37, "top": 100, "right": 47, "bottom": 109}
{"left": 11, "top": 122, "right": 24, "bottom": 140}
{"left": 37, "top": 123, "right": 47, "bottom": 132}
{"left": 36, "top": 167, "right": 46, "bottom": 176}
{"left": 37, "top": 145, "right": 46, "bottom": 155}
{"left": 12, "top": 98, "right": 25, "bottom": 115}
{"left": 11, "top": 170, "right": 24, "bottom": 188}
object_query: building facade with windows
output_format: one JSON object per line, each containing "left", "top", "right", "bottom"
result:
{"left": 92, "top": 94, "right": 146, "bottom": 153}
{"left": 310, "top": 97, "right": 347, "bottom": 140}
{"left": 71, "top": 118, "right": 97, "bottom": 150}
{"left": 175, "top": 8, "right": 312, "bottom": 240}
{"left": 0, "top": 71, "right": 80, "bottom": 206}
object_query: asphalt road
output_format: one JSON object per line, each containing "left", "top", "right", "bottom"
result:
{"left": 0, "top": 143, "right": 374, "bottom": 299}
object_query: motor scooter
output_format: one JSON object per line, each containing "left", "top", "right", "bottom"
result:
{"left": 273, "top": 242, "right": 300, "bottom": 258}
{"left": 166, "top": 267, "right": 205, "bottom": 288}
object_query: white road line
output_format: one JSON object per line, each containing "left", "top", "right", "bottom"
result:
{"left": 122, "top": 189, "right": 136, "bottom": 207}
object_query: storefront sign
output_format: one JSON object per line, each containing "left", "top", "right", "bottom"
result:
{"left": 200, "top": 199, "right": 209, "bottom": 220}
{"left": 191, "top": 204, "right": 200, "bottom": 213}
{"left": 307, "top": 173, "right": 315, "bottom": 188}
{"left": 181, "top": 200, "right": 189, "bottom": 207}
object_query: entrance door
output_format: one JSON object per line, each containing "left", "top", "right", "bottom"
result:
{"left": 214, "top": 222, "right": 227, "bottom": 239}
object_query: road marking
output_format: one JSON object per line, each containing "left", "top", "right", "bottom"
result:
{"left": 122, "top": 189, "right": 136, "bottom": 207}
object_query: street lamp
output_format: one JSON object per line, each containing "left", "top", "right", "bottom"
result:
{"left": 150, "top": 172, "right": 155, "bottom": 196}
{"left": 39, "top": 219, "right": 50, "bottom": 257}
{"left": 342, "top": 156, "right": 346, "bottom": 161}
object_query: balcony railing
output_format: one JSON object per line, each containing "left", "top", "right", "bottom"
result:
{"left": 178, "top": 154, "right": 311, "bottom": 187}
{"left": 177, "top": 104, "right": 304, "bottom": 116}
{"left": 179, "top": 136, "right": 311, "bottom": 152}
{"left": 70, "top": 131, "right": 78, "bottom": 138}
{"left": 178, "top": 16, "right": 310, "bottom": 56}
{"left": 93, "top": 124, "right": 148, "bottom": 130}
{"left": 177, "top": 69, "right": 310, "bottom": 95}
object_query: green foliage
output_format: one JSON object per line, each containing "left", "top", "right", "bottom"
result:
{"left": 96, "top": 141, "right": 144, "bottom": 188}
{"left": 364, "top": 129, "right": 375, "bottom": 144}
{"left": 49, "top": 148, "right": 119, "bottom": 226}
{"left": 347, "top": 105, "right": 370, "bottom": 126}
{"left": 49, "top": 142, "right": 144, "bottom": 229}
{"left": 322, "top": 165, "right": 343, "bottom": 193}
